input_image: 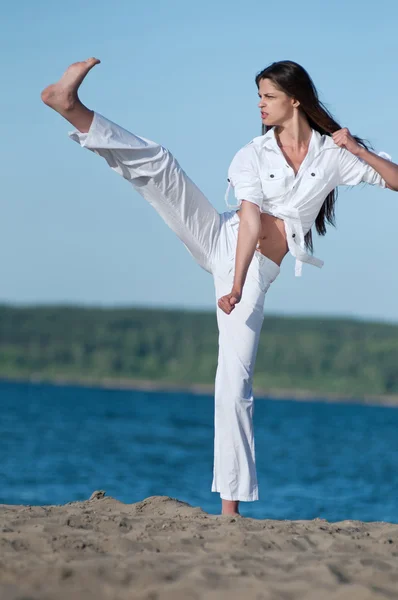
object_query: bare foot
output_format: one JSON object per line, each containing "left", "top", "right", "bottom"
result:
{"left": 221, "top": 499, "right": 240, "bottom": 516}
{"left": 41, "top": 57, "right": 100, "bottom": 114}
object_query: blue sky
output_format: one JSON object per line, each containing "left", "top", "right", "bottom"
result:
{"left": 1, "top": 0, "right": 398, "bottom": 322}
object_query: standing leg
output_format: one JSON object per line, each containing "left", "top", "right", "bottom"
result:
{"left": 211, "top": 212, "right": 280, "bottom": 514}
{"left": 212, "top": 291, "right": 265, "bottom": 510}
{"left": 41, "top": 58, "right": 221, "bottom": 273}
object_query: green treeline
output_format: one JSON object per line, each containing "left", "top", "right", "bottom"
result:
{"left": 1, "top": 305, "right": 397, "bottom": 397}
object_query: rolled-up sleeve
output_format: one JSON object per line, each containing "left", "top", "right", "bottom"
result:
{"left": 338, "top": 147, "right": 393, "bottom": 188}
{"left": 227, "top": 144, "right": 264, "bottom": 208}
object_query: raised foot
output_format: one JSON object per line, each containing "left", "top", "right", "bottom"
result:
{"left": 41, "top": 57, "right": 100, "bottom": 113}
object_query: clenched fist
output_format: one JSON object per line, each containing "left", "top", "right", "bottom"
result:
{"left": 217, "top": 289, "right": 242, "bottom": 315}
{"left": 332, "top": 127, "right": 363, "bottom": 156}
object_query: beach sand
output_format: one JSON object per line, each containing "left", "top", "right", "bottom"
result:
{"left": 1, "top": 492, "right": 398, "bottom": 600}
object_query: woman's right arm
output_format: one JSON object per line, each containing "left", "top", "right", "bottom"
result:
{"left": 227, "top": 143, "right": 264, "bottom": 295}
{"left": 232, "top": 201, "right": 261, "bottom": 296}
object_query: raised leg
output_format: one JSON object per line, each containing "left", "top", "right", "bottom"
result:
{"left": 41, "top": 58, "right": 221, "bottom": 274}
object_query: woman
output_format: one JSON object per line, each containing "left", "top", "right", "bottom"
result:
{"left": 41, "top": 58, "right": 398, "bottom": 517}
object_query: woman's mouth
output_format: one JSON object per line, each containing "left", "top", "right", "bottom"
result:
{"left": 261, "top": 112, "right": 269, "bottom": 119}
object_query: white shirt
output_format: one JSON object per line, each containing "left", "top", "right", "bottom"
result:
{"left": 225, "top": 127, "right": 392, "bottom": 276}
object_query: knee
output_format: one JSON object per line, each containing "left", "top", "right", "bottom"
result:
{"left": 216, "top": 374, "right": 254, "bottom": 406}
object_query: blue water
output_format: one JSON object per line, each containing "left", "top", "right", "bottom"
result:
{"left": 1, "top": 381, "right": 398, "bottom": 521}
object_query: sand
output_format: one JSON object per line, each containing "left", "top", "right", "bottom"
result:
{"left": 1, "top": 492, "right": 398, "bottom": 600}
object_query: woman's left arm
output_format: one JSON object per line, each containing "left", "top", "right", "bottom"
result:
{"left": 333, "top": 128, "right": 398, "bottom": 191}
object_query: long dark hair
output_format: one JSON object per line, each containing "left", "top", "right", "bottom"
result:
{"left": 255, "top": 60, "right": 371, "bottom": 253}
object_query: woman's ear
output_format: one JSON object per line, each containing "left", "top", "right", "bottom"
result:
{"left": 292, "top": 97, "right": 300, "bottom": 108}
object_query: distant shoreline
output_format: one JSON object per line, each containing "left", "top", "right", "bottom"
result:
{"left": 2, "top": 374, "right": 398, "bottom": 407}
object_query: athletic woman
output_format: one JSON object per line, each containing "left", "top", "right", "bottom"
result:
{"left": 41, "top": 58, "right": 398, "bottom": 517}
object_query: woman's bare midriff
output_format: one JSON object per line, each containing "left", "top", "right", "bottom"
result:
{"left": 237, "top": 210, "right": 289, "bottom": 266}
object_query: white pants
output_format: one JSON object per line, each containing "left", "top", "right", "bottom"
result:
{"left": 69, "top": 112, "right": 280, "bottom": 501}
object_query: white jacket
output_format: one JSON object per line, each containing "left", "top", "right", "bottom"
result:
{"left": 225, "top": 127, "right": 392, "bottom": 276}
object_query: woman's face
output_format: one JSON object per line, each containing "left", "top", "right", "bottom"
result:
{"left": 257, "top": 78, "right": 296, "bottom": 127}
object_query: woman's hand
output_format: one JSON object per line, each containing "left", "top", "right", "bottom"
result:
{"left": 332, "top": 127, "right": 363, "bottom": 156}
{"left": 217, "top": 288, "right": 242, "bottom": 315}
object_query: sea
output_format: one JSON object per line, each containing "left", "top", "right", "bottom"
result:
{"left": 1, "top": 380, "right": 398, "bottom": 522}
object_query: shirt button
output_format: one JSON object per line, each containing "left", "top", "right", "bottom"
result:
{"left": 270, "top": 174, "right": 274, "bottom": 178}
{"left": 311, "top": 172, "right": 315, "bottom": 176}
{"left": 292, "top": 233, "right": 296, "bottom": 238}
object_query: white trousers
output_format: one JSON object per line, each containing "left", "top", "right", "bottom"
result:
{"left": 69, "top": 112, "right": 280, "bottom": 502}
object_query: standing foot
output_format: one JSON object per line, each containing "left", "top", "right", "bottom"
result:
{"left": 221, "top": 499, "right": 240, "bottom": 516}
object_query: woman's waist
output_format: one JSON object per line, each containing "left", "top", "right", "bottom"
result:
{"left": 232, "top": 206, "right": 322, "bottom": 273}
{"left": 237, "top": 209, "right": 288, "bottom": 241}
{"left": 259, "top": 211, "right": 287, "bottom": 236}
{"left": 257, "top": 214, "right": 289, "bottom": 265}
{"left": 236, "top": 210, "right": 288, "bottom": 265}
